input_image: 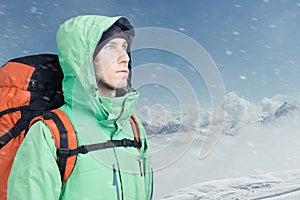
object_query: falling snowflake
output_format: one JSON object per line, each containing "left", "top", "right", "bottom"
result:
{"left": 232, "top": 31, "right": 240, "bottom": 35}
{"left": 30, "top": 6, "right": 37, "bottom": 14}
{"left": 178, "top": 27, "right": 185, "bottom": 32}
{"left": 239, "top": 75, "right": 247, "bottom": 80}
{"left": 264, "top": 44, "right": 272, "bottom": 49}
{"left": 226, "top": 50, "right": 233, "bottom": 55}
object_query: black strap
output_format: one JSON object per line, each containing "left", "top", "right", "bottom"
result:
{"left": 0, "top": 107, "right": 32, "bottom": 149}
{"left": 0, "top": 106, "right": 29, "bottom": 118}
{"left": 43, "top": 111, "right": 69, "bottom": 182}
{"left": 0, "top": 115, "right": 31, "bottom": 149}
{"left": 57, "top": 138, "right": 142, "bottom": 158}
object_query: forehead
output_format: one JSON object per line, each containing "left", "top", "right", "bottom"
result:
{"left": 106, "top": 37, "right": 128, "bottom": 44}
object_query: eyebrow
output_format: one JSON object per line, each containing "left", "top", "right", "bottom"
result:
{"left": 106, "top": 40, "right": 128, "bottom": 45}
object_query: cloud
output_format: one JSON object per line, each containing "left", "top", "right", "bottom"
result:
{"left": 222, "top": 91, "right": 259, "bottom": 122}
{"left": 138, "top": 91, "right": 300, "bottom": 136}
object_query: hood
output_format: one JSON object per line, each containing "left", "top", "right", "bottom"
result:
{"left": 56, "top": 15, "right": 135, "bottom": 119}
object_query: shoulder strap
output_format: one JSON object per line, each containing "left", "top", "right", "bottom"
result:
{"left": 30, "top": 112, "right": 141, "bottom": 184}
{"left": 130, "top": 114, "right": 141, "bottom": 150}
{"left": 30, "top": 109, "right": 77, "bottom": 184}
{"left": 0, "top": 109, "right": 35, "bottom": 149}
{"left": 61, "top": 114, "right": 142, "bottom": 157}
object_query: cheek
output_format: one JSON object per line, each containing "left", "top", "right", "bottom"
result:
{"left": 93, "top": 53, "right": 116, "bottom": 80}
{"left": 94, "top": 62, "right": 113, "bottom": 82}
{"left": 96, "top": 55, "right": 112, "bottom": 70}
{"left": 93, "top": 61, "right": 101, "bottom": 75}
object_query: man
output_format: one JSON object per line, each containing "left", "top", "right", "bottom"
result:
{"left": 8, "top": 15, "right": 153, "bottom": 200}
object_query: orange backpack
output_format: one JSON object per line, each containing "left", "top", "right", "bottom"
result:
{"left": 0, "top": 54, "right": 141, "bottom": 200}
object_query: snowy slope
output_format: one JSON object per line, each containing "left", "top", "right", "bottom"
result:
{"left": 162, "top": 170, "right": 300, "bottom": 199}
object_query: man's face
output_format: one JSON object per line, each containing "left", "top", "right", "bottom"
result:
{"left": 93, "top": 37, "right": 130, "bottom": 94}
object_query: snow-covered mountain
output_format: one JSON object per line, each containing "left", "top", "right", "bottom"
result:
{"left": 136, "top": 106, "right": 201, "bottom": 135}
{"left": 260, "top": 102, "right": 298, "bottom": 123}
{"left": 138, "top": 92, "right": 299, "bottom": 136}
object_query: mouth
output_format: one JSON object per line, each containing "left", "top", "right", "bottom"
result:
{"left": 115, "top": 70, "right": 129, "bottom": 79}
{"left": 116, "top": 70, "right": 129, "bottom": 74}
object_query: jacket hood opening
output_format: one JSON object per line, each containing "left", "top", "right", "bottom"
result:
{"left": 56, "top": 15, "right": 136, "bottom": 109}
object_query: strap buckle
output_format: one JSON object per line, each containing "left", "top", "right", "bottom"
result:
{"left": 57, "top": 148, "right": 70, "bottom": 158}
{"left": 121, "top": 139, "right": 132, "bottom": 147}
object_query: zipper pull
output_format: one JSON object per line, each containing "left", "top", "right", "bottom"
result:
{"left": 113, "top": 164, "right": 117, "bottom": 185}
{"left": 112, "top": 164, "right": 121, "bottom": 200}
{"left": 137, "top": 155, "right": 143, "bottom": 177}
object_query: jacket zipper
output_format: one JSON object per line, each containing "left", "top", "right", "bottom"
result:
{"left": 113, "top": 164, "right": 121, "bottom": 200}
{"left": 136, "top": 155, "right": 143, "bottom": 177}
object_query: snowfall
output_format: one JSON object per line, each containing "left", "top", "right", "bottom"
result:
{"left": 139, "top": 92, "right": 300, "bottom": 199}
{"left": 1, "top": 2, "right": 299, "bottom": 199}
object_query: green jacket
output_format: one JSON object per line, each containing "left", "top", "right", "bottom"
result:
{"left": 8, "top": 15, "right": 153, "bottom": 200}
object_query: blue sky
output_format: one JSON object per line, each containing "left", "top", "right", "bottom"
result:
{"left": 1, "top": 0, "right": 300, "bottom": 108}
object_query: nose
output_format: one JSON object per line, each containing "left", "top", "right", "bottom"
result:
{"left": 117, "top": 51, "right": 130, "bottom": 64}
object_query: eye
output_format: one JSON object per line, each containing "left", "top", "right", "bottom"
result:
{"left": 122, "top": 43, "right": 128, "bottom": 50}
{"left": 105, "top": 44, "right": 114, "bottom": 50}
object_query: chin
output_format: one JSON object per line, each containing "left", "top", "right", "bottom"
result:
{"left": 114, "top": 81, "right": 128, "bottom": 89}
{"left": 115, "top": 85, "right": 127, "bottom": 90}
